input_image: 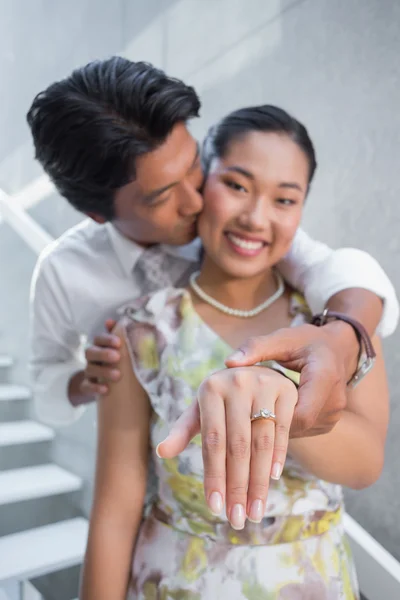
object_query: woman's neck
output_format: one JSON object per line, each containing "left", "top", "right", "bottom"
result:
{"left": 196, "top": 256, "right": 279, "bottom": 312}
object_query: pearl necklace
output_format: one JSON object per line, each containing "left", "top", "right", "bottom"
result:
{"left": 189, "top": 270, "right": 285, "bottom": 318}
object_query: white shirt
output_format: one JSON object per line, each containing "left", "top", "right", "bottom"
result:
{"left": 30, "top": 219, "right": 399, "bottom": 427}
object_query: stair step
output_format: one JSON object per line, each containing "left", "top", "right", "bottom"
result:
{"left": 0, "top": 518, "right": 88, "bottom": 582}
{"left": 0, "top": 421, "right": 54, "bottom": 447}
{"left": 0, "top": 356, "right": 12, "bottom": 369}
{"left": 0, "top": 464, "right": 82, "bottom": 506}
{"left": 0, "top": 384, "right": 31, "bottom": 402}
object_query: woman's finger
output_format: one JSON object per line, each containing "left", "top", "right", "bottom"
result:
{"left": 156, "top": 401, "right": 200, "bottom": 459}
{"left": 198, "top": 380, "right": 227, "bottom": 519}
{"left": 270, "top": 381, "right": 298, "bottom": 481}
{"left": 246, "top": 373, "right": 276, "bottom": 523}
{"left": 223, "top": 371, "right": 252, "bottom": 530}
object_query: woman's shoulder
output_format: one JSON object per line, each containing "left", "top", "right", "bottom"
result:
{"left": 118, "top": 287, "right": 190, "bottom": 324}
{"left": 116, "top": 287, "right": 194, "bottom": 371}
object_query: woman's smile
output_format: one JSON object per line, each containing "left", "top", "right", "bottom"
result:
{"left": 224, "top": 231, "right": 269, "bottom": 257}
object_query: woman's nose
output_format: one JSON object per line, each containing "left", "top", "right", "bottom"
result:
{"left": 239, "top": 197, "right": 271, "bottom": 231}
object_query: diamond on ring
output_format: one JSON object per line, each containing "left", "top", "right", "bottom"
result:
{"left": 250, "top": 408, "right": 276, "bottom": 423}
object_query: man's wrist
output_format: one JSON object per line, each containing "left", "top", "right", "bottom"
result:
{"left": 325, "top": 289, "right": 383, "bottom": 338}
{"left": 322, "top": 320, "right": 359, "bottom": 380}
{"left": 68, "top": 370, "right": 95, "bottom": 407}
{"left": 320, "top": 288, "right": 382, "bottom": 381}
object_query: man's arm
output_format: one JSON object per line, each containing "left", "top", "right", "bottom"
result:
{"left": 30, "top": 254, "right": 87, "bottom": 426}
{"left": 288, "top": 336, "right": 389, "bottom": 489}
{"left": 278, "top": 228, "right": 399, "bottom": 337}
{"left": 226, "top": 232, "right": 398, "bottom": 436}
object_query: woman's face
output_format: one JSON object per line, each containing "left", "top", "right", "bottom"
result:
{"left": 198, "top": 131, "right": 310, "bottom": 279}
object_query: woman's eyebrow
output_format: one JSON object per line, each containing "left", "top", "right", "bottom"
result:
{"left": 225, "top": 166, "right": 254, "bottom": 179}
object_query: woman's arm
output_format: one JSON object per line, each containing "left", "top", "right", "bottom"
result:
{"left": 80, "top": 322, "right": 151, "bottom": 600}
{"left": 288, "top": 336, "right": 389, "bottom": 489}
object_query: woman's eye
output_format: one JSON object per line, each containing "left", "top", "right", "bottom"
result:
{"left": 277, "top": 198, "right": 296, "bottom": 206}
{"left": 225, "top": 179, "right": 246, "bottom": 192}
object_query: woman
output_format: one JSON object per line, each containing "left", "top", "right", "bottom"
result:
{"left": 81, "top": 106, "right": 388, "bottom": 599}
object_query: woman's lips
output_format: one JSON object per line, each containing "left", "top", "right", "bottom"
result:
{"left": 225, "top": 232, "right": 268, "bottom": 257}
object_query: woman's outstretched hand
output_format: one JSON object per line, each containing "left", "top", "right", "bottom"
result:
{"left": 156, "top": 320, "right": 358, "bottom": 529}
{"left": 157, "top": 366, "right": 297, "bottom": 530}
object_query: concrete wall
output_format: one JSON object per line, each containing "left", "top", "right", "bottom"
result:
{"left": 0, "top": 0, "right": 399, "bottom": 562}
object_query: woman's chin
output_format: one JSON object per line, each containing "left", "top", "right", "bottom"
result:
{"left": 215, "top": 259, "right": 272, "bottom": 280}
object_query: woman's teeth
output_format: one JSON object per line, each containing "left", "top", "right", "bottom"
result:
{"left": 226, "top": 233, "right": 264, "bottom": 250}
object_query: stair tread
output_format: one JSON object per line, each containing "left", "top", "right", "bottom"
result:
{"left": 0, "top": 420, "right": 54, "bottom": 446}
{"left": 0, "top": 356, "right": 12, "bottom": 368}
{"left": 0, "top": 518, "right": 88, "bottom": 582}
{"left": 0, "top": 464, "right": 82, "bottom": 506}
{"left": 0, "top": 384, "right": 31, "bottom": 401}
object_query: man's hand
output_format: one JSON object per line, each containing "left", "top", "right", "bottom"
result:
{"left": 225, "top": 321, "right": 358, "bottom": 437}
{"left": 157, "top": 366, "right": 298, "bottom": 530}
{"left": 68, "top": 319, "right": 121, "bottom": 406}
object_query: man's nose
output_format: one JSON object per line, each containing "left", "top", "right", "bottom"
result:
{"left": 179, "top": 179, "right": 204, "bottom": 217}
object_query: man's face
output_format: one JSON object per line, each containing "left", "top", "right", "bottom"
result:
{"left": 112, "top": 123, "right": 204, "bottom": 246}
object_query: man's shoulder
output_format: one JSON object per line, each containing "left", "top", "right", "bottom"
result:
{"left": 36, "top": 219, "right": 110, "bottom": 270}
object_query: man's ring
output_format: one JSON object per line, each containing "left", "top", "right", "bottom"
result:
{"left": 250, "top": 408, "right": 276, "bottom": 423}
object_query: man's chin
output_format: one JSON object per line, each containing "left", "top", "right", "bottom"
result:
{"left": 168, "top": 229, "right": 198, "bottom": 246}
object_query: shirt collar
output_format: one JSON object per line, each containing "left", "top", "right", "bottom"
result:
{"left": 161, "top": 238, "right": 202, "bottom": 262}
{"left": 106, "top": 223, "right": 202, "bottom": 277}
{"left": 105, "top": 223, "right": 144, "bottom": 277}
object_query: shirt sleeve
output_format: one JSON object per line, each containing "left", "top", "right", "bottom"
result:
{"left": 29, "top": 253, "right": 87, "bottom": 426}
{"left": 278, "top": 228, "right": 399, "bottom": 338}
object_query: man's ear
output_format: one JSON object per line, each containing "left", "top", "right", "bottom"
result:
{"left": 86, "top": 212, "right": 107, "bottom": 224}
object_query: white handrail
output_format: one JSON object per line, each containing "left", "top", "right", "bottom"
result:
{"left": 0, "top": 189, "right": 53, "bottom": 255}
{"left": 12, "top": 175, "right": 55, "bottom": 212}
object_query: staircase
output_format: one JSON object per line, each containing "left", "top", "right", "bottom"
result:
{"left": 0, "top": 355, "right": 88, "bottom": 600}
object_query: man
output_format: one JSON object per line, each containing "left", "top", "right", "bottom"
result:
{"left": 28, "top": 57, "right": 398, "bottom": 511}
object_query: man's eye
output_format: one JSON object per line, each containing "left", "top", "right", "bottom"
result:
{"left": 145, "top": 194, "right": 171, "bottom": 207}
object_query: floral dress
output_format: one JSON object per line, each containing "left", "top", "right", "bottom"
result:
{"left": 120, "top": 288, "right": 359, "bottom": 600}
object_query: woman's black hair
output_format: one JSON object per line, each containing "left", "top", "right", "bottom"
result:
{"left": 202, "top": 105, "right": 317, "bottom": 186}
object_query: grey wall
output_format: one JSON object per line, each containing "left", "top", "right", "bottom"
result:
{"left": 0, "top": 0, "right": 399, "bottom": 559}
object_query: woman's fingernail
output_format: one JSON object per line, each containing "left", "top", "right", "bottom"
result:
{"left": 209, "top": 492, "right": 223, "bottom": 516}
{"left": 271, "top": 462, "right": 283, "bottom": 480}
{"left": 248, "top": 499, "right": 264, "bottom": 523}
{"left": 230, "top": 504, "right": 246, "bottom": 530}
{"left": 155, "top": 443, "right": 163, "bottom": 458}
